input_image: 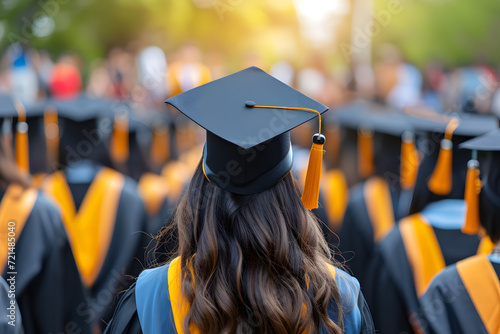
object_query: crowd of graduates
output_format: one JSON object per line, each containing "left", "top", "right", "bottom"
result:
{"left": 0, "top": 40, "right": 500, "bottom": 334}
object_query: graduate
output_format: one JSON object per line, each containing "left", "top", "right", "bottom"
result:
{"left": 365, "top": 110, "right": 498, "bottom": 334}
{"left": 320, "top": 120, "right": 356, "bottom": 240}
{"left": 5, "top": 97, "right": 59, "bottom": 177}
{"left": 35, "top": 95, "right": 149, "bottom": 332}
{"left": 332, "top": 100, "right": 419, "bottom": 288}
{"left": 104, "top": 66, "right": 374, "bottom": 334}
{"left": 109, "top": 109, "right": 173, "bottom": 181}
{"left": 0, "top": 95, "right": 90, "bottom": 333}
{"left": 419, "top": 128, "right": 500, "bottom": 334}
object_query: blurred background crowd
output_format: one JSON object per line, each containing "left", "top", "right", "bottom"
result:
{"left": 2, "top": 0, "right": 500, "bottom": 333}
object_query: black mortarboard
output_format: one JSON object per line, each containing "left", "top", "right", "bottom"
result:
{"left": 329, "top": 100, "right": 418, "bottom": 188}
{"left": 165, "top": 66, "right": 328, "bottom": 206}
{"left": 404, "top": 109, "right": 498, "bottom": 137}
{"left": 402, "top": 108, "right": 498, "bottom": 198}
{"left": 0, "top": 94, "right": 36, "bottom": 174}
{"left": 330, "top": 100, "right": 414, "bottom": 137}
{"left": 36, "top": 94, "right": 118, "bottom": 169}
{"left": 460, "top": 128, "right": 500, "bottom": 151}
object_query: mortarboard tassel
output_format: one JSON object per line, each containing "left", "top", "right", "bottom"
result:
{"left": 44, "top": 106, "right": 59, "bottom": 171}
{"left": 400, "top": 131, "right": 419, "bottom": 190}
{"left": 427, "top": 118, "right": 459, "bottom": 195}
{"left": 301, "top": 133, "right": 325, "bottom": 210}
{"left": 358, "top": 127, "right": 374, "bottom": 179}
{"left": 14, "top": 99, "right": 29, "bottom": 174}
{"left": 111, "top": 112, "right": 129, "bottom": 164}
{"left": 150, "top": 124, "right": 170, "bottom": 166}
{"left": 245, "top": 102, "right": 325, "bottom": 210}
{"left": 462, "top": 153, "right": 481, "bottom": 234}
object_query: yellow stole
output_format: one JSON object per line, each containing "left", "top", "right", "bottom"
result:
{"left": 322, "top": 169, "right": 349, "bottom": 231}
{"left": 400, "top": 214, "right": 445, "bottom": 298}
{"left": 364, "top": 177, "right": 395, "bottom": 243}
{"left": 457, "top": 255, "right": 500, "bottom": 334}
{"left": 0, "top": 184, "right": 37, "bottom": 270}
{"left": 477, "top": 236, "right": 495, "bottom": 255}
{"left": 42, "top": 168, "right": 124, "bottom": 287}
{"left": 401, "top": 214, "right": 496, "bottom": 298}
{"left": 138, "top": 173, "right": 169, "bottom": 217}
{"left": 166, "top": 257, "right": 337, "bottom": 334}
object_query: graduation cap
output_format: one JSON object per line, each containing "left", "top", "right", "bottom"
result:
{"left": 111, "top": 111, "right": 164, "bottom": 180}
{"left": 0, "top": 94, "right": 33, "bottom": 174}
{"left": 33, "top": 94, "right": 118, "bottom": 169}
{"left": 403, "top": 107, "right": 498, "bottom": 196}
{"left": 330, "top": 100, "right": 419, "bottom": 189}
{"left": 165, "top": 66, "right": 328, "bottom": 209}
{"left": 459, "top": 128, "right": 500, "bottom": 234}
{"left": 136, "top": 111, "right": 172, "bottom": 166}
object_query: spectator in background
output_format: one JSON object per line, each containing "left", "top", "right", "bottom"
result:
{"left": 374, "top": 44, "right": 422, "bottom": 109}
{"left": 421, "top": 61, "right": 446, "bottom": 110}
{"left": 270, "top": 60, "right": 295, "bottom": 86}
{"left": 86, "top": 60, "right": 114, "bottom": 98}
{"left": 108, "top": 48, "right": 137, "bottom": 98}
{"left": 49, "top": 54, "right": 82, "bottom": 99}
{"left": 167, "top": 43, "right": 211, "bottom": 97}
{"left": 6, "top": 44, "right": 39, "bottom": 105}
{"left": 136, "top": 46, "right": 168, "bottom": 104}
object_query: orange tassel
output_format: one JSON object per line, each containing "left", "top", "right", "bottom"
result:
{"left": 111, "top": 113, "right": 129, "bottom": 164}
{"left": 400, "top": 131, "right": 419, "bottom": 190}
{"left": 462, "top": 159, "right": 481, "bottom": 234}
{"left": 358, "top": 127, "right": 374, "bottom": 179}
{"left": 151, "top": 124, "right": 170, "bottom": 165}
{"left": 427, "top": 118, "right": 459, "bottom": 195}
{"left": 14, "top": 99, "right": 29, "bottom": 174}
{"left": 301, "top": 134, "right": 325, "bottom": 210}
{"left": 243, "top": 102, "right": 325, "bottom": 210}
{"left": 44, "top": 106, "right": 59, "bottom": 170}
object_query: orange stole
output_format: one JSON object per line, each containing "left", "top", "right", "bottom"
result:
{"left": 400, "top": 214, "right": 446, "bottom": 298}
{"left": 364, "top": 177, "right": 395, "bottom": 243}
{"left": 166, "top": 257, "right": 337, "bottom": 334}
{"left": 477, "top": 236, "right": 495, "bottom": 255}
{"left": 0, "top": 184, "right": 37, "bottom": 270}
{"left": 322, "top": 169, "right": 349, "bottom": 230}
{"left": 138, "top": 173, "right": 169, "bottom": 217}
{"left": 457, "top": 255, "right": 500, "bottom": 334}
{"left": 42, "top": 168, "right": 125, "bottom": 287}
{"left": 150, "top": 127, "right": 170, "bottom": 166}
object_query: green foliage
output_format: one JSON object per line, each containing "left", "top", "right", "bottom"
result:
{"left": 372, "top": 0, "right": 500, "bottom": 66}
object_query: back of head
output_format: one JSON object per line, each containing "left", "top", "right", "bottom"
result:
{"left": 409, "top": 133, "right": 471, "bottom": 214}
{"left": 480, "top": 151, "right": 500, "bottom": 243}
{"left": 170, "top": 162, "right": 343, "bottom": 334}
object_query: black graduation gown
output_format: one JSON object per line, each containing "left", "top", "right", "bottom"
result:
{"left": 0, "top": 276, "right": 23, "bottom": 333}
{"left": 336, "top": 176, "right": 401, "bottom": 289}
{"left": 41, "top": 165, "right": 149, "bottom": 331}
{"left": 365, "top": 214, "right": 483, "bottom": 334}
{"left": 137, "top": 172, "right": 178, "bottom": 267}
{"left": 1, "top": 188, "right": 90, "bottom": 333}
{"left": 419, "top": 255, "right": 500, "bottom": 334}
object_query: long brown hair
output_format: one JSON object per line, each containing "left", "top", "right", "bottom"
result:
{"left": 162, "top": 161, "right": 344, "bottom": 334}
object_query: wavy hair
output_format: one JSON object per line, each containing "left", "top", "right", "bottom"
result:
{"left": 161, "top": 161, "right": 344, "bottom": 334}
